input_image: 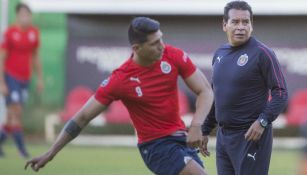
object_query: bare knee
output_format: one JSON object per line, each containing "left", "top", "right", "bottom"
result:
{"left": 8, "top": 104, "right": 23, "bottom": 116}
{"left": 7, "top": 104, "right": 23, "bottom": 126}
{"left": 179, "top": 159, "right": 208, "bottom": 175}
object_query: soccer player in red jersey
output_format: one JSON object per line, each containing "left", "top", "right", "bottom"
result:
{"left": 25, "top": 17, "right": 213, "bottom": 175}
{"left": 0, "top": 3, "right": 43, "bottom": 158}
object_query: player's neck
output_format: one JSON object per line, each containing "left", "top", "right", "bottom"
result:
{"left": 132, "top": 55, "right": 157, "bottom": 67}
{"left": 15, "top": 23, "right": 30, "bottom": 31}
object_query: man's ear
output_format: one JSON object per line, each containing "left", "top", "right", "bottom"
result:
{"left": 222, "top": 19, "right": 227, "bottom": 32}
{"left": 132, "top": 43, "right": 140, "bottom": 52}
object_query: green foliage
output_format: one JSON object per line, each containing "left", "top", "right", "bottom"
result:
{"left": 29, "top": 13, "right": 67, "bottom": 105}
{"left": 7, "top": 0, "right": 20, "bottom": 24}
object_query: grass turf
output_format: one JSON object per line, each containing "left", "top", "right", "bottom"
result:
{"left": 0, "top": 144, "right": 300, "bottom": 175}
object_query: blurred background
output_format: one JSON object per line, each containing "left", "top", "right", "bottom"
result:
{"left": 0, "top": 0, "right": 307, "bottom": 174}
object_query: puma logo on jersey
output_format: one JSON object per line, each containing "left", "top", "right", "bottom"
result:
{"left": 130, "top": 77, "right": 141, "bottom": 83}
{"left": 247, "top": 152, "right": 256, "bottom": 161}
{"left": 217, "top": 56, "right": 223, "bottom": 63}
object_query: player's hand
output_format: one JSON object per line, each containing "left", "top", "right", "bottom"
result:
{"left": 187, "top": 125, "right": 203, "bottom": 148}
{"left": 36, "top": 79, "right": 44, "bottom": 93}
{"left": 244, "top": 120, "right": 264, "bottom": 141}
{"left": 24, "top": 152, "right": 53, "bottom": 172}
{"left": 200, "top": 135, "right": 210, "bottom": 157}
{"left": 0, "top": 82, "right": 8, "bottom": 96}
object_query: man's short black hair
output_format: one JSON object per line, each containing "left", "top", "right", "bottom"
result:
{"left": 16, "top": 3, "right": 31, "bottom": 14}
{"left": 128, "top": 17, "right": 160, "bottom": 45}
{"left": 224, "top": 1, "right": 253, "bottom": 22}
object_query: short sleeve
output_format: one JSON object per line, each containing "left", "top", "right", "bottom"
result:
{"left": 169, "top": 46, "right": 196, "bottom": 79}
{"left": 0, "top": 29, "right": 10, "bottom": 50}
{"left": 35, "top": 29, "right": 40, "bottom": 49}
{"left": 94, "top": 72, "right": 121, "bottom": 106}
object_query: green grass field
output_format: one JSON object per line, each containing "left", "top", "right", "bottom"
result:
{"left": 0, "top": 144, "right": 300, "bottom": 175}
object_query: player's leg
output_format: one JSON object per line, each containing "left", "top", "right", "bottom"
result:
{"left": 179, "top": 159, "right": 207, "bottom": 175}
{"left": 216, "top": 128, "right": 235, "bottom": 175}
{"left": 5, "top": 74, "right": 30, "bottom": 158}
{"left": 178, "top": 136, "right": 207, "bottom": 175}
{"left": 238, "top": 126, "right": 273, "bottom": 175}
{"left": 138, "top": 135, "right": 207, "bottom": 175}
{"left": 0, "top": 125, "right": 8, "bottom": 157}
{"left": 216, "top": 148, "right": 235, "bottom": 175}
{"left": 0, "top": 95, "right": 8, "bottom": 156}
{"left": 0, "top": 74, "right": 17, "bottom": 157}
{"left": 8, "top": 103, "right": 29, "bottom": 158}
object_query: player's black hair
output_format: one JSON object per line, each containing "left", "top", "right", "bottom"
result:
{"left": 16, "top": 3, "right": 31, "bottom": 14}
{"left": 128, "top": 17, "right": 160, "bottom": 45}
{"left": 223, "top": 1, "right": 253, "bottom": 22}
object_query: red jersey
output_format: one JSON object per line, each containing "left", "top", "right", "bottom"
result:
{"left": 95, "top": 45, "right": 196, "bottom": 143}
{"left": 0, "top": 25, "right": 40, "bottom": 81}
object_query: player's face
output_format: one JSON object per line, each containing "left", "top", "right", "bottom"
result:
{"left": 223, "top": 9, "right": 253, "bottom": 47}
{"left": 17, "top": 8, "right": 32, "bottom": 27}
{"left": 137, "top": 30, "right": 165, "bottom": 62}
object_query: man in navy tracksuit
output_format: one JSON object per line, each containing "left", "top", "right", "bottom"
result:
{"left": 200, "top": 1, "right": 288, "bottom": 175}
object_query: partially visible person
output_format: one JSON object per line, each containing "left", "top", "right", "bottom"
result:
{"left": 201, "top": 1, "right": 288, "bottom": 175}
{"left": 0, "top": 3, "right": 43, "bottom": 158}
{"left": 298, "top": 122, "right": 307, "bottom": 175}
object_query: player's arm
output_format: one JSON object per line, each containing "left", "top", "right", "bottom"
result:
{"left": 201, "top": 54, "right": 218, "bottom": 136}
{"left": 258, "top": 49, "right": 288, "bottom": 123}
{"left": 0, "top": 47, "right": 8, "bottom": 96}
{"left": 202, "top": 101, "right": 217, "bottom": 136}
{"left": 184, "top": 69, "right": 213, "bottom": 148}
{"left": 32, "top": 48, "right": 44, "bottom": 93}
{"left": 245, "top": 48, "right": 288, "bottom": 141}
{"left": 25, "top": 96, "right": 107, "bottom": 172}
{"left": 200, "top": 101, "right": 217, "bottom": 157}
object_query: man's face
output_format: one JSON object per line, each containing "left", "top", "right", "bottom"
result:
{"left": 17, "top": 8, "right": 32, "bottom": 27}
{"left": 136, "top": 30, "right": 165, "bottom": 62}
{"left": 223, "top": 9, "right": 253, "bottom": 47}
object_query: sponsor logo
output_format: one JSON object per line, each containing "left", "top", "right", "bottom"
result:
{"left": 247, "top": 152, "right": 256, "bottom": 161}
{"left": 130, "top": 77, "right": 141, "bottom": 83}
{"left": 217, "top": 56, "right": 223, "bottom": 63}
{"left": 101, "top": 77, "right": 110, "bottom": 87}
{"left": 11, "top": 91, "right": 20, "bottom": 102}
{"left": 143, "top": 149, "right": 148, "bottom": 154}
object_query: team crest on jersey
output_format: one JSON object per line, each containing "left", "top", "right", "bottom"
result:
{"left": 237, "top": 54, "right": 249, "bottom": 66}
{"left": 160, "top": 61, "right": 171, "bottom": 74}
{"left": 101, "top": 77, "right": 110, "bottom": 87}
{"left": 28, "top": 31, "right": 36, "bottom": 42}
